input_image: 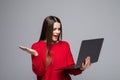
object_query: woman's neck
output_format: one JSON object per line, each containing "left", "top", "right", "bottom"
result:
{"left": 43, "top": 40, "right": 59, "bottom": 44}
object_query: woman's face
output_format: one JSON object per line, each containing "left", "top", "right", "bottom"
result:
{"left": 52, "top": 22, "right": 61, "bottom": 43}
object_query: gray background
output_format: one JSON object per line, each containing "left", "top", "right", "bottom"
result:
{"left": 0, "top": 0, "right": 120, "bottom": 80}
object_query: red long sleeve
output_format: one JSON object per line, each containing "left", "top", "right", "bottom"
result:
{"left": 31, "top": 42, "right": 46, "bottom": 76}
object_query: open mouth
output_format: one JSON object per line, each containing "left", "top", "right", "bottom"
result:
{"left": 52, "top": 35, "right": 59, "bottom": 40}
{"left": 53, "top": 35, "right": 59, "bottom": 37}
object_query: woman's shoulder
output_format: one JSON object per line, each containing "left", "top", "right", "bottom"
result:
{"left": 60, "top": 40, "right": 68, "bottom": 44}
{"left": 31, "top": 40, "right": 46, "bottom": 48}
{"left": 59, "top": 40, "right": 70, "bottom": 46}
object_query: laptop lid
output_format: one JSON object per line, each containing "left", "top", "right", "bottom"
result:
{"left": 75, "top": 38, "right": 104, "bottom": 68}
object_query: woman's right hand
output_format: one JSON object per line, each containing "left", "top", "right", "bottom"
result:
{"left": 19, "top": 46, "right": 38, "bottom": 56}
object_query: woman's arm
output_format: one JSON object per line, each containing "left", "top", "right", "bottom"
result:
{"left": 19, "top": 44, "right": 45, "bottom": 76}
{"left": 31, "top": 44, "right": 46, "bottom": 76}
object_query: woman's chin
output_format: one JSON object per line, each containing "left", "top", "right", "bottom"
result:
{"left": 52, "top": 40, "right": 58, "bottom": 43}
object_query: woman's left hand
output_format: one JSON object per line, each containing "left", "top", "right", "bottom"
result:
{"left": 80, "top": 56, "right": 91, "bottom": 71}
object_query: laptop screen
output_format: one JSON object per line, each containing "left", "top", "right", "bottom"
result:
{"left": 75, "top": 38, "right": 104, "bottom": 68}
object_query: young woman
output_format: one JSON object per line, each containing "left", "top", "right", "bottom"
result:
{"left": 19, "top": 16, "right": 91, "bottom": 80}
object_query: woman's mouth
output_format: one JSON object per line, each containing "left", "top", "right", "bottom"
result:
{"left": 52, "top": 35, "right": 59, "bottom": 41}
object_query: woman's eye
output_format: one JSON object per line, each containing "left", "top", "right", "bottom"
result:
{"left": 53, "top": 28, "right": 56, "bottom": 31}
{"left": 53, "top": 28, "right": 61, "bottom": 31}
{"left": 58, "top": 28, "right": 61, "bottom": 30}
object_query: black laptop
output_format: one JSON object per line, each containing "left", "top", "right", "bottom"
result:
{"left": 57, "top": 38, "right": 104, "bottom": 69}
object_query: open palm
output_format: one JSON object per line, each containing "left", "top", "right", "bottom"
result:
{"left": 19, "top": 46, "right": 38, "bottom": 56}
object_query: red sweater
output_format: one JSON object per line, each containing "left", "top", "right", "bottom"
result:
{"left": 31, "top": 41, "right": 82, "bottom": 80}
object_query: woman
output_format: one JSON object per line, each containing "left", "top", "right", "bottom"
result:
{"left": 19, "top": 16, "right": 91, "bottom": 80}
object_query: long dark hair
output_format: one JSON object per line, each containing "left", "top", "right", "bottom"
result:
{"left": 39, "top": 16, "right": 62, "bottom": 55}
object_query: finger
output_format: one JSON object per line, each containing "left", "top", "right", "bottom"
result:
{"left": 85, "top": 61, "right": 91, "bottom": 68}
{"left": 86, "top": 56, "right": 91, "bottom": 66}
{"left": 80, "top": 63, "right": 85, "bottom": 70}
{"left": 19, "top": 46, "right": 27, "bottom": 51}
{"left": 19, "top": 46, "right": 33, "bottom": 53}
{"left": 84, "top": 58, "right": 89, "bottom": 66}
{"left": 85, "top": 56, "right": 91, "bottom": 64}
{"left": 82, "top": 62, "right": 85, "bottom": 67}
{"left": 87, "top": 56, "right": 90, "bottom": 59}
{"left": 83, "top": 60, "right": 89, "bottom": 69}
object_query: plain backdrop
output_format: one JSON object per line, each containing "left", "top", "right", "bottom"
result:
{"left": 0, "top": 0, "right": 120, "bottom": 80}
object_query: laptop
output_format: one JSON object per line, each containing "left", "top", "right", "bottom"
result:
{"left": 57, "top": 38, "right": 104, "bottom": 69}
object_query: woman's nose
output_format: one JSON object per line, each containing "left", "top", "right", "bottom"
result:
{"left": 56, "top": 29, "right": 60, "bottom": 33}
